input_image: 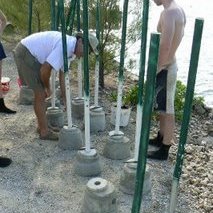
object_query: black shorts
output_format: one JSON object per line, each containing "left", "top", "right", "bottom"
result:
{"left": 154, "top": 63, "right": 177, "bottom": 114}
{"left": 154, "top": 69, "right": 168, "bottom": 112}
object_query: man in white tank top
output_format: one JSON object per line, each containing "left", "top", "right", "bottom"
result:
{"left": 148, "top": 0, "right": 186, "bottom": 160}
{"left": 13, "top": 31, "right": 98, "bottom": 140}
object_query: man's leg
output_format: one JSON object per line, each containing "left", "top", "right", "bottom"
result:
{"left": 33, "top": 90, "right": 48, "bottom": 137}
{"left": 160, "top": 113, "right": 175, "bottom": 145}
{"left": 148, "top": 113, "right": 174, "bottom": 160}
{"left": 33, "top": 90, "right": 58, "bottom": 140}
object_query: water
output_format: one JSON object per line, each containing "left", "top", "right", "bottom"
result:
{"left": 126, "top": 0, "right": 213, "bottom": 107}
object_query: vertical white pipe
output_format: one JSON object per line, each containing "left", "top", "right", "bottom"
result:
{"left": 169, "top": 178, "right": 179, "bottom": 213}
{"left": 133, "top": 104, "right": 143, "bottom": 161}
{"left": 94, "top": 60, "right": 99, "bottom": 107}
{"left": 84, "top": 95, "right": 91, "bottom": 152}
{"left": 77, "top": 58, "right": 83, "bottom": 98}
{"left": 51, "top": 71, "right": 56, "bottom": 108}
{"left": 115, "top": 81, "right": 123, "bottom": 134}
{"left": 65, "top": 73, "right": 72, "bottom": 129}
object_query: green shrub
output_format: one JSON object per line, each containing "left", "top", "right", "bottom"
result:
{"left": 108, "top": 85, "right": 139, "bottom": 107}
{"left": 174, "top": 80, "right": 186, "bottom": 120}
{"left": 123, "top": 85, "right": 139, "bottom": 107}
{"left": 175, "top": 80, "right": 205, "bottom": 121}
{"left": 108, "top": 80, "right": 205, "bottom": 121}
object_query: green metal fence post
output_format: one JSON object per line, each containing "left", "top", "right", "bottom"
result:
{"left": 51, "top": 0, "right": 56, "bottom": 31}
{"left": 82, "top": 0, "right": 92, "bottom": 151}
{"left": 56, "top": 0, "right": 61, "bottom": 30}
{"left": 58, "top": 0, "right": 68, "bottom": 73}
{"left": 131, "top": 33, "right": 160, "bottom": 213}
{"left": 133, "top": 0, "right": 149, "bottom": 161}
{"left": 76, "top": 0, "right": 81, "bottom": 31}
{"left": 66, "top": 0, "right": 77, "bottom": 34}
{"left": 113, "top": 0, "right": 129, "bottom": 134}
{"left": 169, "top": 18, "right": 204, "bottom": 213}
{"left": 28, "top": 0, "right": 33, "bottom": 35}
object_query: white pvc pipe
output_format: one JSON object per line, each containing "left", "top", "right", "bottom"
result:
{"left": 84, "top": 94, "right": 91, "bottom": 152}
{"left": 77, "top": 58, "right": 83, "bottom": 98}
{"left": 51, "top": 71, "right": 56, "bottom": 108}
{"left": 169, "top": 178, "right": 179, "bottom": 213}
{"left": 94, "top": 60, "right": 99, "bottom": 107}
{"left": 65, "top": 73, "right": 72, "bottom": 129}
{"left": 115, "top": 81, "right": 123, "bottom": 134}
{"left": 133, "top": 104, "right": 143, "bottom": 161}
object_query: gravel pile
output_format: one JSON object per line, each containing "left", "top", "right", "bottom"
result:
{"left": 0, "top": 40, "right": 212, "bottom": 213}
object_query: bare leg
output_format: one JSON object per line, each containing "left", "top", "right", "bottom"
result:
{"left": 160, "top": 112, "right": 175, "bottom": 145}
{"left": 33, "top": 90, "right": 48, "bottom": 137}
{"left": 159, "top": 113, "right": 165, "bottom": 136}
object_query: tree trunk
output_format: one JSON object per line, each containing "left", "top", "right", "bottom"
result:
{"left": 99, "top": 54, "right": 104, "bottom": 88}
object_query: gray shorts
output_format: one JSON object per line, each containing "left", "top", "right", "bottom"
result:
{"left": 13, "top": 42, "right": 44, "bottom": 91}
{"left": 154, "top": 63, "right": 177, "bottom": 114}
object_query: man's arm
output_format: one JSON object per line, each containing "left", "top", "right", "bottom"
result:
{"left": 40, "top": 62, "right": 52, "bottom": 97}
{"left": 158, "top": 11, "right": 175, "bottom": 71}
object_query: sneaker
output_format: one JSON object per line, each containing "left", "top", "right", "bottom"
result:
{"left": 40, "top": 130, "right": 59, "bottom": 141}
{"left": 149, "top": 131, "right": 163, "bottom": 147}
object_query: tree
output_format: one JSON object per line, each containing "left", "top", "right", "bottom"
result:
{"left": 88, "top": 0, "right": 122, "bottom": 88}
{"left": 0, "top": 0, "right": 51, "bottom": 35}
{"left": 1, "top": 0, "right": 133, "bottom": 89}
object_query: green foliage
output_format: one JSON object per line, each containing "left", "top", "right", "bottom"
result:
{"left": 1, "top": 0, "right": 123, "bottom": 87}
{"left": 174, "top": 80, "right": 205, "bottom": 120}
{"left": 123, "top": 85, "right": 139, "bottom": 106}
{"left": 174, "top": 80, "right": 186, "bottom": 120}
{"left": 0, "top": 0, "right": 51, "bottom": 35}
{"left": 108, "top": 84, "right": 138, "bottom": 107}
{"left": 89, "top": 0, "right": 121, "bottom": 81}
{"left": 108, "top": 80, "right": 205, "bottom": 121}
{"left": 193, "top": 95, "right": 205, "bottom": 106}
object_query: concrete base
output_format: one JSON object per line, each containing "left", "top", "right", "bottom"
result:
{"left": 90, "top": 106, "right": 106, "bottom": 133}
{"left": 103, "top": 134, "right": 131, "bottom": 160}
{"left": 46, "top": 107, "right": 64, "bottom": 129}
{"left": 119, "top": 162, "right": 151, "bottom": 195}
{"left": 72, "top": 98, "right": 84, "bottom": 119}
{"left": 81, "top": 177, "right": 118, "bottom": 213}
{"left": 19, "top": 86, "right": 34, "bottom": 105}
{"left": 58, "top": 126, "right": 83, "bottom": 150}
{"left": 74, "top": 149, "right": 102, "bottom": 177}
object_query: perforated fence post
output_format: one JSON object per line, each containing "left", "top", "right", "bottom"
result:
{"left": 169, "top": 18, "right": 204, "bottom": 213}
{"left": 28, "top": 0, "right": 33, "bottom": 35}
{"left": 131, "top": 33, "right": 160, "bottom": 213}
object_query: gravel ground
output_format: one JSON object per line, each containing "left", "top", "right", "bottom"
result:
{"left": 0, "top": 40, "right": 212, "bottom": 213}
